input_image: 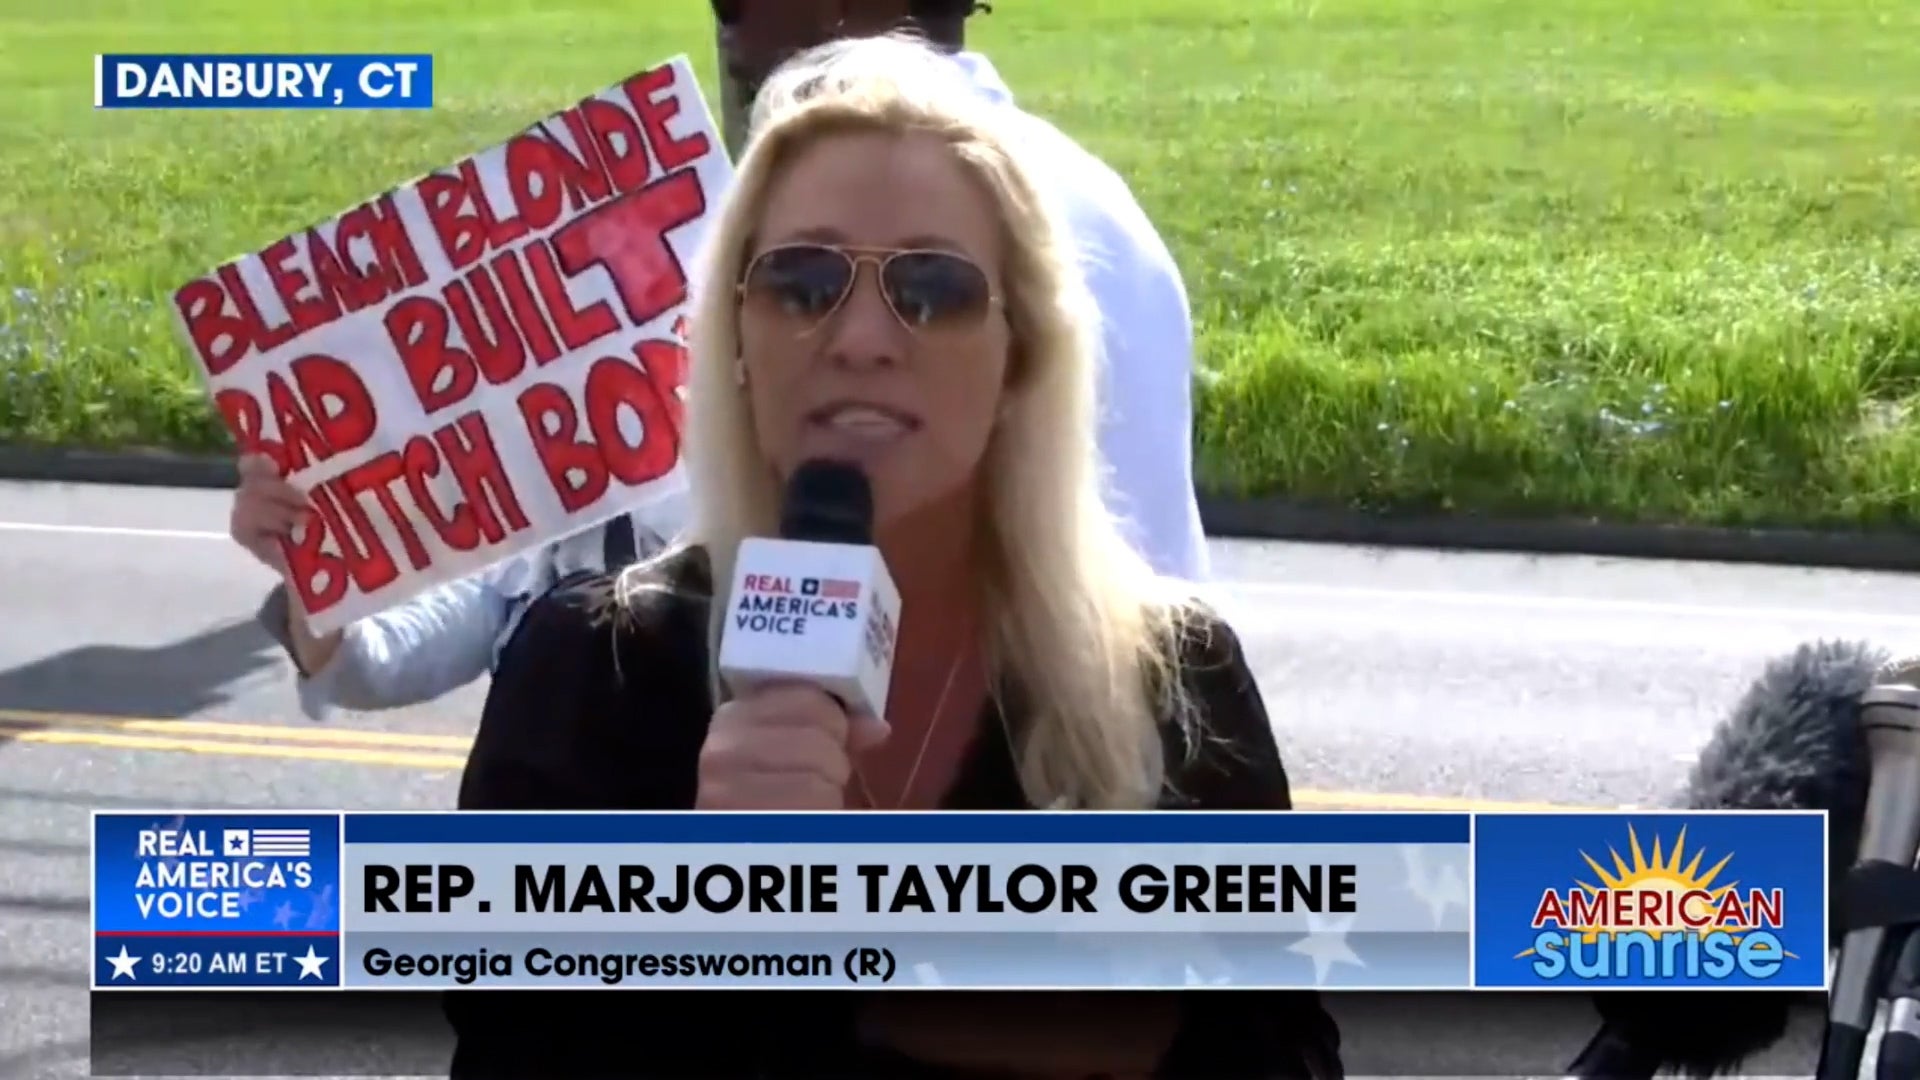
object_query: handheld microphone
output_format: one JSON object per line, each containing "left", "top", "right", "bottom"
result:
{"left": 715, "top": 459, "right": 901, "bottom": 721}
{"left": 1822, "top": 655, "right": 1920, "bottom": 1080}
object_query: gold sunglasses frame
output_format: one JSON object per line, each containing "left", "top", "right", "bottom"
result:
{"left": 736, "top": 243, "right": 1002, "bottom": 336}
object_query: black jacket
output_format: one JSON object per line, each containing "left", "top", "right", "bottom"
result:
{"left": 445, "top": 548, "right": 1344, "bottom": 1078}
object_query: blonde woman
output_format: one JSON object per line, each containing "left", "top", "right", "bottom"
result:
{"left": 715, "top": 0, "right": 1211, "bottom": 581}
{"left": 450, "top": 35, "right": 1340, "bottom": 1080}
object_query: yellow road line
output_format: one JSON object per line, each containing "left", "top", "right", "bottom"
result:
{"left": 0, "top": 708, "right": 470, "bottom": 749}
{"left": 1290, "top": 788, "right": 1581, "bottom": 813}
{"left": 0, "top": 720, "right": 466, "bottom": 770}
{"left": 0, "top": 708, "right": 1591, "bottom": 811}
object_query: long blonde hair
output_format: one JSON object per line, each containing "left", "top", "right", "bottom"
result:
{"left": 620, "top": 34, "right": 1200, "bottom": 809}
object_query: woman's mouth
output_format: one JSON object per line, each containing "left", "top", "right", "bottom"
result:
{"left": 807, "top": 403, "right": 920, "bottom": 444}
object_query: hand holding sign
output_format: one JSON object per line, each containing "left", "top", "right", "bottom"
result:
{"left": 229, "top": 453, "right": 351, "bottom": 673}
{"left": 174, "top": 57, "right": 731, "bottom": 636}
{"left": 230, "top": 453, "right": 309, "bottom": 574}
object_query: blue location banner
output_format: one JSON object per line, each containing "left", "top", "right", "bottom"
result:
{"left": 94, "top": 54, "right": 433, "bottom": 110}
{"left": 93, "top": 812, "right": 344, "bottom": 989}
{"left": 1471, "top": 811, "right": 1827, "bottom": 990}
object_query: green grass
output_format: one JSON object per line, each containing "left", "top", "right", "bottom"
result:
{"left": 3, "top": 0, "right": 1919, "bottom": 528}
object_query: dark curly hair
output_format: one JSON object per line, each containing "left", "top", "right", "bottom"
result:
{"left": 709, "top": 1, "right": 990, "bottom": 26}
{"left": 911, "top": 0, "right": 992, "bottom": 15}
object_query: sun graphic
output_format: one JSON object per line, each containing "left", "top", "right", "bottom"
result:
{"left": 1515, "top": 825, "right": 1793, "bottom": 959}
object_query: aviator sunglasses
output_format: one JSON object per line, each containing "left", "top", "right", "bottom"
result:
{"left": 738, "top": 243, "right": 999, "bottom": 336}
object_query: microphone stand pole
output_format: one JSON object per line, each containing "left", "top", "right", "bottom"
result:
{"left": 1819, "top": 682, "right": 1920, "bottom": 1080}
{"left": 1879, "top": 930, "right": 1920, "bottom": 1078}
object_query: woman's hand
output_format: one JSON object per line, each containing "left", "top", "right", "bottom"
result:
{"left": 857, "top": 992, "right": 1179, "bottom": 1078}
{"left": 230, "top": 453, "right": 342, "bottom": 674}
{"left": 697, "top": 685, "right": 889, "bottom": 809}
{"left": 230, "top": 453, "right": 307, "bottom": 572}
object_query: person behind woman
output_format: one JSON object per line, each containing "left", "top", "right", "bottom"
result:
{"left": 449, "top": 33, "right": 1341, "bottom": 1080}
{"left": 230, "top": 446, "right": 688, "bottom": 721}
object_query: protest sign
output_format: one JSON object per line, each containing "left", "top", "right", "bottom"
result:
{"left": 170, "top": 56, "right": 731, "bottom": 636}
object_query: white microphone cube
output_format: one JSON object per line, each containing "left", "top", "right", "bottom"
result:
{"left": 717, "top": 537, "right": 900, "bottom": 721}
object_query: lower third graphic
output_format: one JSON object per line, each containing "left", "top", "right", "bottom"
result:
{"left": 93, "top": 811, "right": 343, "bottom": 989}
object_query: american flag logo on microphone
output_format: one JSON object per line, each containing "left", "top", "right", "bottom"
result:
{"left": 802, "top": 577, "right": 860, "bottom": 600}
{"left": 222, "top": 827, "right": 312, "bottom": 858}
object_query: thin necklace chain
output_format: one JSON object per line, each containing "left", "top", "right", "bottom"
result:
{"left": 853, "top": 644, "right": 967, "bottom": 811}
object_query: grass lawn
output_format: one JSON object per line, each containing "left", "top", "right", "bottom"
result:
{"left": 3, "top": 0, "right": 1918, "bottom": 528}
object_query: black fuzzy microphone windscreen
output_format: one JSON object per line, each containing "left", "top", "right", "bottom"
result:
{"left": 1570, "top": 639, "right": 1886, "bottom": 1079}
{"left": 1683, "top": 639, "right": 1882, "bottom": 899}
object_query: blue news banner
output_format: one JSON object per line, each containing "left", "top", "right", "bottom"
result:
{"left": 94, "top": 54, "right": 433, "bottom": 110}
{"left": 91, "top": 810, "right": 1827, "bottom": 992}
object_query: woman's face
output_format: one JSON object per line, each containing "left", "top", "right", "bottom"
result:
{"left": 737, "top": 128, "right": 1012, "bottom": 526}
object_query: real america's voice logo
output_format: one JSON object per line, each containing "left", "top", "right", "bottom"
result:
{"left": 732, "top": 573, "right": 863, "bottom": 636}
{"left": 134, "top": 824, "right": 316, "bottom": 919}
{"left": 95, "top": 812, "right": 345, "bottom": 988}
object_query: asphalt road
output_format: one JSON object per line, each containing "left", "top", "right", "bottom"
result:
{"left": 6, "top": 477, "right": 1917, "bottom": 1077}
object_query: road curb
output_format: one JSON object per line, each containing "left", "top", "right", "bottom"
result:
{"left": 4, "top": 444, "right": 1916, "bottom": 572}
{"left": 0, "top": 445, "right": 236, "bottom": 489}
{"left": 1199, "top": 496, "right": 1920, "bottom": 572}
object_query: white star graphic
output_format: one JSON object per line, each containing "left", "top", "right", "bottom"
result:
{"left": 294, "top": 945, "right": 330, "bottom": 981}
{"left": 1166, "top": 935, "right": 1234, "bottom": 987}
{"left": 307, "top": 883, "right": 337, "bottom": 926}
{"left": 305, "top": 886, "right": 335, "bottom": 930}
{"left": 147, "top": 815, "right": 188, "bottom": 874}
{"left": 106, "top": 944, "right": 140, "bottom": 981}
{"left": 1287, "top": 914, "right": 1365, "bottom": 986}
{"left": 912, "top": 962, "right": 943, "bottom": 986}
{"left": 1400, "top": 845, "right": 1469, "bottom": 928}
{"left": 1181, "top": 963, "right": 1231, "bottom": 987}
